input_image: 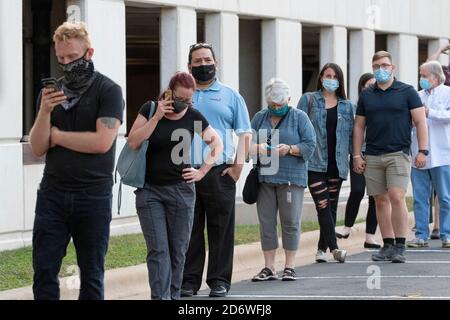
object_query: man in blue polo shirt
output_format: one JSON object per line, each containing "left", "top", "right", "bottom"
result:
{"left": 353, "top": 51, "right": 428, "bottom": 263}
{"left": 181, "top": 43, "right": 252, "bottom": 298}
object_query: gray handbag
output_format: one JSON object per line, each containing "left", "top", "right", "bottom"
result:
{"left": 115, "top": 101, "right": 156, "bottom": 214}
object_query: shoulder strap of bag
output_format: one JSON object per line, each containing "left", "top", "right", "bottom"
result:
{"left": 148, "top": 100, "right": 156, "bottom": 120}
{"left": 267, "top": 107, "right": 290, "bottom": 143}
{"left": 249, "top": 113, "right": 268, "bottom": 167}
{"left": 306, "top": 93, "right": 314, "bottom": 118}
{"left": 254, "top": 107, "right": 291, "bottom": 168}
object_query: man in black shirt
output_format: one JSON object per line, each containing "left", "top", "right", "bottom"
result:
{"left": 353, "top": 51, "right": 428, "bottom": 263}
{"left": 29, "top": 22, "right": 123, "bottom": 300}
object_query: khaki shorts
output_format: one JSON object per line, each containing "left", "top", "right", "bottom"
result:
{"left": 364, "top": 151, "right": 411, "bottom": 196}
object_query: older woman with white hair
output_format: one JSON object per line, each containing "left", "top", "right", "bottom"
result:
{"left": 249, "top": 78, "right": 316, "bottom": 281}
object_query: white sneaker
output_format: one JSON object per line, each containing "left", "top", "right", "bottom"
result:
{"left": 407, "top": 238, "right": 429, "bottom": 248}
{"left": 315, "top": 250, "right": 327, "bottom": 263}
{"left": 332, "top": 249, "right": 347, "bottom": 263}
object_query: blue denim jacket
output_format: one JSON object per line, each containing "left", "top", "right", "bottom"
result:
{"left": 251, "top": 107, "right": 316, "bottom": 187}
{"left": 297, "top": 91, "right": 354, "bottom": 179}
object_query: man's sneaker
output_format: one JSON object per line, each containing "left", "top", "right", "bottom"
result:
{"left": 251, "top": 267, "right": 278, "bottom": 281}
{"left": 209, "top": 285, "right": 227, "bottom": 298}
{"left": 180, "top": 288, "right": 197, "bottom": 297}
{"left": 371, "top": 243, "right": 395, "bottom": 261}
{"left": 430, "top": 228, "right": 440, "bottom": 240}
{"left": 315, "top": 250, "right": 327, "bottom": 263}
{"left": 391, "top": 244, "right": 406, "bottom": 263}
{"left": 281, "top": 268, "right": 297, "bottom": 281}
{"left": 406, "top": 238, "right": 429, "bottom": 248}
{"left": 443, "top": 239, "right": 450, "bottom": 248}
{"left": 332, "top": 249, "right": 347, "bottom": 263}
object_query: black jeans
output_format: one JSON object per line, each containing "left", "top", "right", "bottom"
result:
{"left": 182, "top": 164, "right": 236, "bottom": 292}
{"left": 344, "top": 158, "right": 378, "bottom": 235}
{"left": 32, "top": 181, "right": 112, "bottom": 300}
{"left": 308, "top": 171, "right": 343, "bottom": 252}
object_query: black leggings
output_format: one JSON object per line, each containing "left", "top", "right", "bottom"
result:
{"left": 308, "top": 171, "right": 343, "bottom": 252}
{"left": 344, "top": 158, "right": 378, "bottom": 235}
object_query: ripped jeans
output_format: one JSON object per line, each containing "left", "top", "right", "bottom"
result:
{"left": 307, "top": 171, "right": 343, "bottom": 252}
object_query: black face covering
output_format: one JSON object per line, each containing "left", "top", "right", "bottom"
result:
{"left": 172, "top": 100, "right": 190, "bottom": 113}
{"left": 58, "top": 50, "right": 97, "bottom": 111}
{"left": 191, "top": 64, "right": 216, "bottom": 82}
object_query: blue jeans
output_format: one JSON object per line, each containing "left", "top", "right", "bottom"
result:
{"left": 32, "top": 181, "right": 112, "bottom": 300}
{"left": 411, "top": 166, "right": 450, "bottom": 241}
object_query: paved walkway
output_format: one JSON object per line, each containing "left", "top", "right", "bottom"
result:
{"left": 2, "top": 216, "right": 449, "bottom": 300}
{"left": 188, "top": 240, "right": 450, "bottom": 300}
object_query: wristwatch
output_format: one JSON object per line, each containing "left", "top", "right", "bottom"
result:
{"left": 288, "top": 145, "right": 293, "bottom": 155}
{"left": 418, "top": 149, "right": 429, "bottom": 156}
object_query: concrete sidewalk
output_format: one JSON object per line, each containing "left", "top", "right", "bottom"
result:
{"left": 0, "top": 220, "right": 383, "bottom": 300}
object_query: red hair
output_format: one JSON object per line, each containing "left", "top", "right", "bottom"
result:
{"left": 159, "top": 72, "right": 196, "bottom": 100}
{"left": 169, "top": 71, "right": 196, "bottom": 91}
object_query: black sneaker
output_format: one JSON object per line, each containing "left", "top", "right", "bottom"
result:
{"left": 391, "top": 244, "right": 406, "bottom": 263}
{"left": 371, "top": 243, "right": 395, "bottom": 261}
{"left": 180, "top": 288, "right": 197, "bottom": 297}
{"left": 252, "top": 267, "right": 278, "bottom": 281}
{"left": 281, "top": 268, "right": 297, "bottom": 281}
{"left": 209, "top": 285, "right": 228, "bottom": 298}
{"left": 430, "top": 228, "right": 440, "bottom": 240}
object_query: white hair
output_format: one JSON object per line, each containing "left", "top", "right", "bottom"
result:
{"left": 264, "top": 78, "right": 290, "bottom": 105}
{"left": 420, "top": 61, "right": 446, "bottom": 84}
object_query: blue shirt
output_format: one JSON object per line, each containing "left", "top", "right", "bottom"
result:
{"left": 191, "top": 79, "right": 252, "bottom": 166}
{"left": 251, "top": 107, "right": 316, "bottom": 187}
{"left": 356, "top": 79, "right": 423, "bottom": 155}
{"left": 297, "top": 90, "right": 354, "bottom": 180}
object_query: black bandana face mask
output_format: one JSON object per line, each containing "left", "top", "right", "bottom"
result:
{"left": 58, "top": 49, "right": 97, "bottom": 111}
{"left": 59, "top": 49, "right": 95, "bottom": 88}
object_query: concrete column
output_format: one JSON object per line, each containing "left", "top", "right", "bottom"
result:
{"left": 349, "top": 29, "right": 375, "bottom": 103}
{"left": 82, "top": 0, "right": 132, "bottom": 217}
{"left": 388, "top": 34, "right": 419, "bottom": 88}
{"left": 0, "top": 0, "right": 24, "bottom": 248}
{"left": 160, "top": 7, "right": 197, "bottom": 91}
{"left": 205, "top": 12, "right": 239, "bottom": 90}
{"left": 83, "top": 0, "right": 126, "bottom": 97}
{"left": 320, "top": 26, "right": 348, "bottom": 87}
{"left": 0, "top": 0, "right": 23, "bottom": 139}
{"left": 262, "top": 19, "right": 302, "bottom": 106}
{"left": 81, "top": 0, "right": 126, "bottom": 136}
{"left": 428, "top": 38, "right": 449, "bottom": 67}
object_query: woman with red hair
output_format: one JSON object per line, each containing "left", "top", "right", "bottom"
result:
{"left": 127, "top": 71, "right": 223, "bottom": 300}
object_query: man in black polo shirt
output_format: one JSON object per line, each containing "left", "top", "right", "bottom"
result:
{"left": 29, "top": 22, "right": 123, "bottom": 300}
{"left": 353, "top": 51, "right": 428, "bottom": 263}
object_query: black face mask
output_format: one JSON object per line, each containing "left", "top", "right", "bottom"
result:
{"left": 191, "top": 64, "right": 216, "bottom": 82}
{"left": 59, "top": 50, "right": 95, "bottom": 89}
{"left": 172, "top": 100, "right": 190, "bottom": 113}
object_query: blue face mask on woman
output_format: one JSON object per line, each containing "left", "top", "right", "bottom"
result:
{"left": 322, "top": 79, "right": 339, "bottom": 92}
{"left": 419, "top": 77, "right": 433, "bottom": 90}
{"left": 374, "top": 68, "right": 392, "bottom": 83}
{"left": 268, "top": 104, "right": 289, "bottom": 117}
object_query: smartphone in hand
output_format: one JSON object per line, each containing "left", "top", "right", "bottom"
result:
{"left": 41, "top": 77, "right": 62, "bottom": 91}
{"left": 164, "top": 89, "right": 173, "bottom": 101}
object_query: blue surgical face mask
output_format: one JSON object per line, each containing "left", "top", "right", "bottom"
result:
{"left": 374, "top": 68, "right": 392, "bottom": 83}
{"left": 322, "top": 79, "right": 339, "bottom": 92}
{"left": 268, "top": 104, "right": 289, "bottom": 117}
{"left": 419, "top": 77, "right": 433, "bottom": 90}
